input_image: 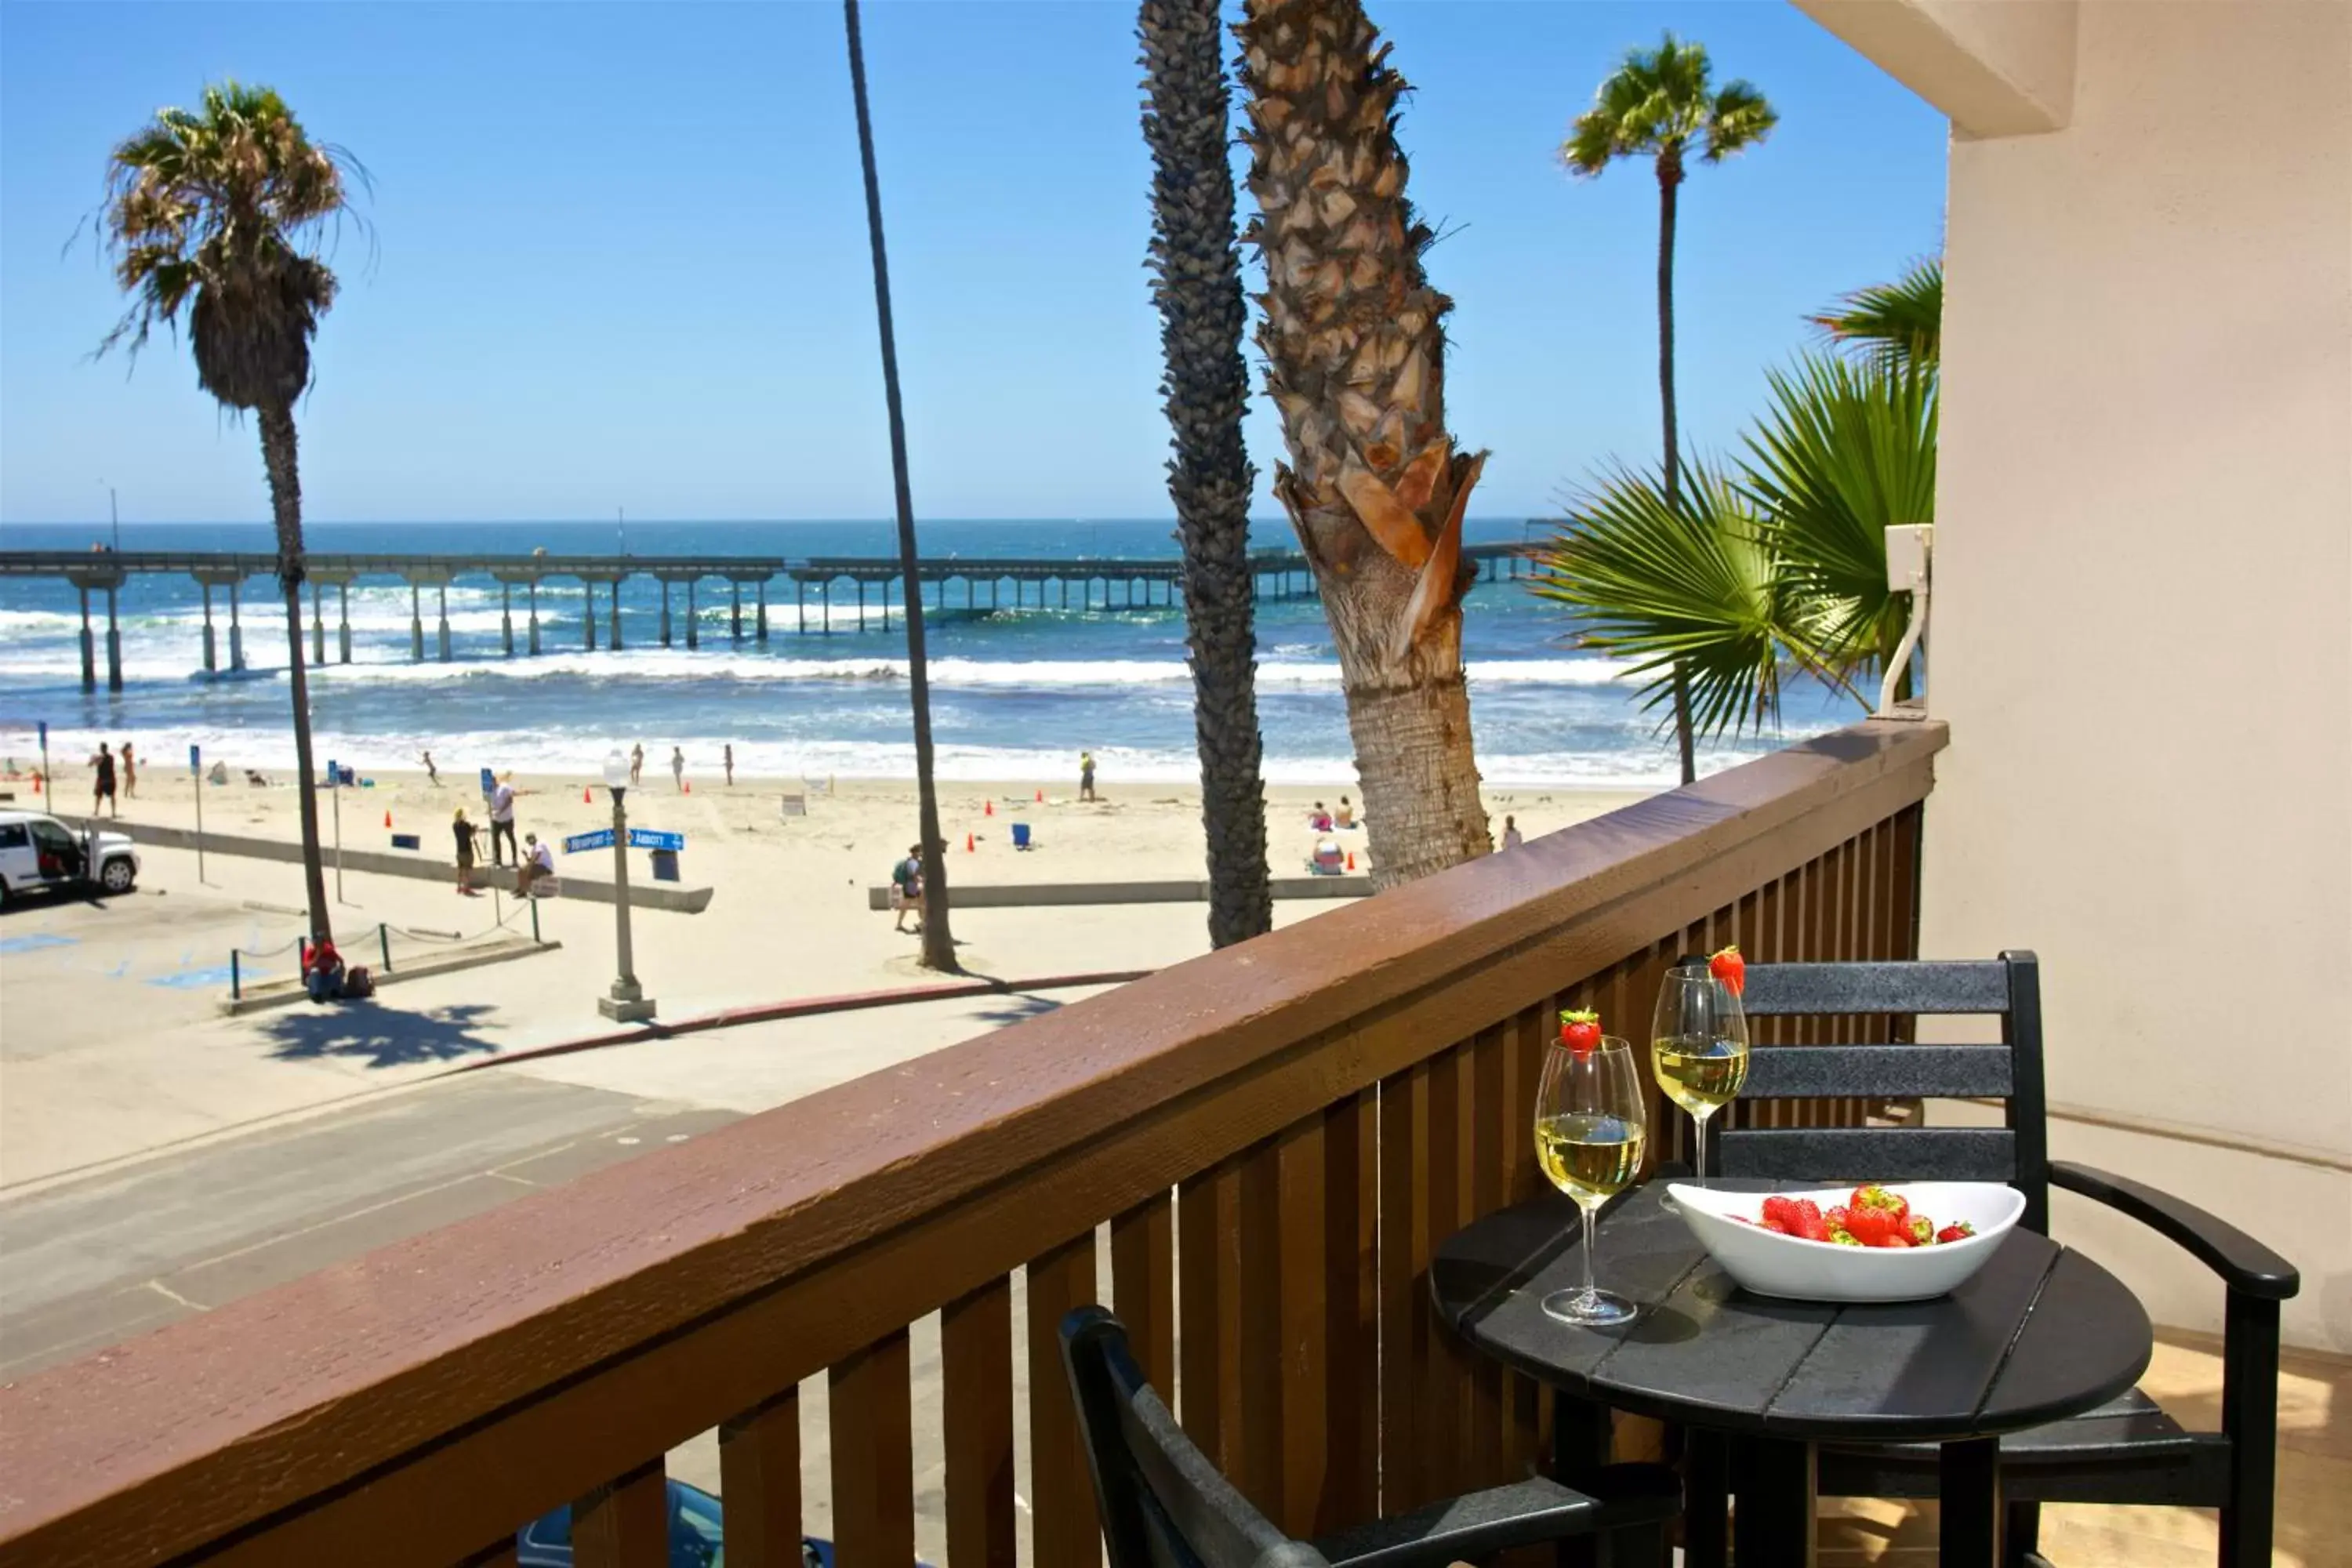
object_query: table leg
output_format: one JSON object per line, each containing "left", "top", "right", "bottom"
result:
{"left": 1939, "top": 1437, "right": 2004, "bottom": 1566}
{"left": 1678, "top": 1427, "right": 1730, "bottom": 1568}
{"left": 1732, "top": 1437, "right": 1816, "bottom": 1568}
{"left": 1550, "top": 1398, "right": 1613, "bottom": 1568}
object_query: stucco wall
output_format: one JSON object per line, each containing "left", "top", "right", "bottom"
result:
{"left": 1919, "top": 0, "right": 2351, "bottom": 1349}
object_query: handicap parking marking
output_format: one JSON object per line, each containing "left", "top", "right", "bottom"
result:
{"left": 0, "top": 933, "right": 79, "bottom": 955}
{"left": 147, "top": 965, "right": 239, "bottom": 991}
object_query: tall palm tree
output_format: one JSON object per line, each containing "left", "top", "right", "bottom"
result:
{"left": 1141, "top": 0, "right": 1272, "bottom": 946}
{"left": 1563, "top": 34, "right": 1776, "bottom": 783}
{"left": 96, "top": 82, "right": 358, "bottom": 947}
{"left": 1236, "top": 0, "right": 1491, "bottom": 889}
{"left": 845, "top": 0, "right": 954, "bottom": 971}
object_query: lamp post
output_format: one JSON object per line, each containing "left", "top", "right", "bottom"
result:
{"left": 597, "top": 750, "right": 656, "bottom": 1022}
{"left": 100, "top": 480, "right": 118, "bottom": 553}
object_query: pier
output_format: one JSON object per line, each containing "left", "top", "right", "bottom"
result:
{"left": 0, "top": 543, "right": 1536, "bottom": 690}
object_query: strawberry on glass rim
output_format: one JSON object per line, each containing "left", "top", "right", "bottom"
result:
{"left": 1708, "top": 945, "right": 1745, "bottom": 996}
{"left": 1558, "top": 1008, "right": 1602, "bottom": 1057}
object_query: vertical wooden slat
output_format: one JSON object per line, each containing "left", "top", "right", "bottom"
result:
{"left": 1323, "top": 1091, "right": 1380, "bottom": 1530}
{"left": 1178, "top": 1159, "right": 1241, "bottom": 1468}
{"left": 1416, "top": 1044, "right": 1477, "bottom": 1502}
{"left": 1465, "top": 1026, "right": 1507, "bottom": 1489}
{"left": 832, "top": 1330, "right": 914, "bottom": 1568}
{"left": 1111, "top": 1191, "right": 1176, "bottom": 1394}
{"left": 1235, "top": 1139, "right": 1284, "bottom": 1515}
{"left": 1273, "top": 1112, "right": 1328, "bottom": 1537}
{"left": 1026, "top": 1235, "right": 1099, "bottom": 1568}
{"left": 942, "top": 1279, "right": 1016, "bottom": 1568}
{"left": 719, "top": 1388, "right": 800, "bottom": 1568}
{"left": 572, "top": 1460, "right": 667, "bottom": 1568}
{"left": 1377, "top": 1061, "right": 1432, "bottom": 1514}
{"left": 1499, "top": 1006, "right": 1546, "bottom": 1476}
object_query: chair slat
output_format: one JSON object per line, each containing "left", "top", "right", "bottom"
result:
{"left": 1716, "top": 1127, "right": 2016, "bottom": 1181}
{"left": 1740, "top": 961, "right": 2010, "bottom": 1016}
{"left": 1740, "top": 1044, "right": 2013, "bottom": 1100}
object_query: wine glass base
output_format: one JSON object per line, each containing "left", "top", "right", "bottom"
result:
{"left": 1541, "top": 1287, "right": 1637, "bottom": 1326}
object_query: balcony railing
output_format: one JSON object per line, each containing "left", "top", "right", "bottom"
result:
{"left": 0, "top": 718, "right": 1944, "bottom": 1568}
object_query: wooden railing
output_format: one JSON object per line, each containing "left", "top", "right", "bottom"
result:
{"left": 0, "top": 719, "right": 1944, "bottom": 1568}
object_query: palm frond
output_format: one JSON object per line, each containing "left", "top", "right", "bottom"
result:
{"left": 1702, "top": 78, "right": 1777, "bottom": 161}
{"left": 1810, "top": 257, "right": 1942, "bottom": 372}
{"left": 1562, "top": 32, "right": 1775, "bottom": 180}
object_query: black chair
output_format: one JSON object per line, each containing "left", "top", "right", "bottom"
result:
{"left": 1693, "top": 952, "right": 2299, "bottom": 1568}
{"left": 1061, "top": 1305, "right": 1682, "bottom": 1568}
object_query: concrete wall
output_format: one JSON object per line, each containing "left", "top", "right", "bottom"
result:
{"left": 1808, "top": 0, "right": 2351, "bottom": 1350}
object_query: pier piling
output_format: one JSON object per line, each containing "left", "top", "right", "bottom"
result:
{"left": 409, "top": 585, "right": 424, "bottom": 662}
{"left": 437, "top": 583, "right": 452, "bottom": 662}
{"left": 686, "top": 581, "right": 699, "bottom": 649}
{"left": 228, "top": 581, "right": 245, "bottom": 671}
{"left": 201, "top": 582, "right": 218, "bottom": 674}
{"left": 528, "top": 580, "right": 542, "bottom": 655}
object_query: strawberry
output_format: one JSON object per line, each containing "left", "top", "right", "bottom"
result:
{"left": 1558, "top": 1009, "right": 1602, "bottom": 1056}
{"left": 1761, "top": 1196, "right": 1831, "bottom": 1242}
{"left": 1827, "top": 1227, "right": 1862, "bottom": 1247}
{"left": 1910, "top": 1215, "right": 1936, "bottom": 1246}
{"left": 1850, "top": 1185, "right": 1909, "bottom": 1226}
{"left": 1842, "top": 1204, "right": 1907, "bottom": 1247}
{"left": 1708, "top": 945, "right": 1746, "bottom": 996}
{"left": 1935, "top": 1222, "right": 1976, "bottom": 1245}
{"left": 1866, "top": 1228, "right": 1914, "bottom": 1248}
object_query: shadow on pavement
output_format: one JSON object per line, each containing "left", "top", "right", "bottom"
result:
{"left": 969, "top": 993, "right": 1063, "bottom": 1029}
{"left": 260, "top": 1000, "right": 506, "bottom": 1069}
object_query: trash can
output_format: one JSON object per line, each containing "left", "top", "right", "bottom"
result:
{"left": 650, "top": 848, "right": 681, "bottom": 883}
{"left": 1011, "top": 822, "right": 1033, "bottom": 850}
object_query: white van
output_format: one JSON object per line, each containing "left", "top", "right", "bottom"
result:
{"left": 0, "top": 811, "right": 140, "bottom": 905}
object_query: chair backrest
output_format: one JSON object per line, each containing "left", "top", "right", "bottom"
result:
{"left": 1061, "top": 1306, "right": 1328, "bottom": 1568}
{"left": 1711, "top": 952, "right": 2049, "bottom": 1232}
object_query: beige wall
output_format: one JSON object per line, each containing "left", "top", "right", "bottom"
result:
{"left": 1810, "top": 0, "right": 2352, "bottom": 1351}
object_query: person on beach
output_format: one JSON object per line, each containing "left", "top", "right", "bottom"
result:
{"left": 1309, "top": 800, "right": 1334, "bottom": 833}
{"left": 891, "top": 844, "right": 924, "bottom": 933}
{"left": 517, "top": 833, "right": 555, "bottom": 897}
{"left": 489, "top": 775, "right": 519, "bottom": 866}
{"left": 1335, "top": 795, "right": 1356, "bottom": 829}
{"left": 421, "top": 750, "right": 441, "bottom": 786}
{"left": 1501, "top": 815, "right": 1523, "bottom": 851}
{"left": 630, "top": 743, "right": 644, "bottom": 786}
{"left": 119, "top": 742, "right": 136, "bottom": 799}
{"left": 1079, "top": 750, "right": 1097, "bottom": 802}
{"left": 671, "top": 747, "right": 686, "bottom": 792}
{"left": 724, "top": 744, "right": 735, "bottom": 787}
{"left": 90, "top": 743, "right": 118, "bottom": 818}
{"left": 452, "top": 808, "right": 478, "bottom": 895}
{"left": 303, "top": 935, "right": 345, "bottom": 1004}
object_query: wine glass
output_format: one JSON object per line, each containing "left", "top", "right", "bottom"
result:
{"left": 1651, "top": 961, "right": 1750, "bottom": 1210}
{"left": 1533, "top": 1034, "right": 1649, "bottom": 1325}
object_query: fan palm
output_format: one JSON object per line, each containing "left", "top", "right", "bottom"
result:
{"left": 1811, "top": 256, "right": 1942, "bottom": 372}
{"left": 1563, "top": 33, "right": 1776, "bottom": 782}
{"left": 1142, "top": 0, "right": 1272, "bottom": 946}
{"left": 1238, "top": 0, "right": 1494, "bottom": 888}
{"left": 96, "top": 82, "right": 359, "bottom": 947}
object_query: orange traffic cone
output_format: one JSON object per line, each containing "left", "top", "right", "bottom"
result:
{"left": 984, "top": 798, "right": 993, "bottom": 817}
{"left": 966, "top": 832, "right": 976, "bottom": 852}
{"left": 583, "top": 786, "right": 593, "bottom": 804}
{"left": 30, "top": 774, "right": 39, "bottom": 795}
{"left": 1034, "top": 788, "right": 1044, "bottom": 803}
{"left": 383, "top": 811, "right": 393, "bottom": 828}
{"left": 684, "top": 780, "right": 691, "bottom": 794}
{"left": 1346, "top": 851, "right": 1356, "bottom": 870}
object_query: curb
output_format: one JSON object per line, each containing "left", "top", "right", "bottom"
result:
{"left": 221, "top": 937, "right": 563, "bottom": 1017}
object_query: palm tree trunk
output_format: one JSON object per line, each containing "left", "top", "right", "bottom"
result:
{"left": 1240, "top": 0, "right": 1490, "bottom": 889}
{"left": 1656, "top": 158, "right": 1696, "bottom": 786}
{"left": 257, "top": 401, "right": 332, "bottom": 946}
{"left": 846, "top": 0, "right": 954, "bottom": 971}
{"left": 1142, "top": 0, "right": 1272, "bottom": 948}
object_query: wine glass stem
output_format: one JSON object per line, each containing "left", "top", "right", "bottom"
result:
{"left": 1579, "top": 1202, "right": 1598, "bottom": 1301}
{"left": 1693, "top": 1112, "right": 1711, "bottom": 1191}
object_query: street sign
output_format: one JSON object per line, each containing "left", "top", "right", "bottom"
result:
{"left": 564, "top": 829, "right": 616, "bottom": 854}
{"left": 38, "top": 722, "right": 48, "bottom": 747}
{"left": 627, "top": 828, "right": 685, "bottom": 852}
{"left": 189, "top": 743, "right": 201, "bottom": 775}
{"left": 480, "top": 766, "right": 497, "bottom": 797}
{"left": 328, "top": 758, "right": 338, "bottom": 787}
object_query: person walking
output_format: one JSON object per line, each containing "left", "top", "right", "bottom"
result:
{"left": 630, "top": 742, "right": 645, "bottom": 786}
{"left": 90, "top": 742, "right": 118, "bottom": 818}
{"left": 1079, "top": 750, "right": 1097, "bottom": 802}
{"left": 118, "top": 741, "right": 136, "bottom": 800}
{"left": 452, "top": 808, "right": 478, "bottom": 895}
{"left": 890, "top": 843, "right": 924, "bottom": 934}
{"left": 724, "top": 744, "right": 735, "bottom": 787}
{"left": 420, "top": 750, "right": 441, "bottom": 786}
{"left": 670, "top": 746, "right": 685, "bottom": 792}
{"left": 488, "top": 775, "right": 519, "bottom": 866}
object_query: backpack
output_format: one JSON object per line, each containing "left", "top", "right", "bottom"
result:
{"left": 344, "top": 966, "right": 375, "bottom": 1000}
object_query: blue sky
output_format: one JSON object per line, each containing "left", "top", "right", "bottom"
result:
{"left": 0, "top": 1, "right": 1944, "bottom": 527}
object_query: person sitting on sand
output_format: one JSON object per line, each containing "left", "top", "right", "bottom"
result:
{"left": 517, "top": 833, "right": 555, "bottom": 897}
{"left": 452, "top": 808, "right": 478, "bottom": 895}
{"left": 891, "top": 844, "right": 924, "bottom": 933}
{"left": 1309, "top": 800, "right": 1334, "bottom": 833}
{"left": 1311, "top": 835, "right": 1345, "bottom": 875}
{"left": 303, "top": 936, "right": 345, "bottom": 1004}
{"left": 1501, "top": 814, "right": 1523, "bottom": 851}
{"left": 1335, "top": 795, "right": 1356, "bottom": 829}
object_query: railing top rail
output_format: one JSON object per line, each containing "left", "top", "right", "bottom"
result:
{"left": 0, "top": 546, "right": 1519, "bottom": 578}
{"left": 0, "top": 719, "right": 1944, "bottom": 1565}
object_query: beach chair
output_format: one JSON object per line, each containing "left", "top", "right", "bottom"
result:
{"left": 779, "top": 793, "right": 808, "bottom": 818}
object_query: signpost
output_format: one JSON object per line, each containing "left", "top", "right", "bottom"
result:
{"left": 626, "top": 827, "right": 685, "bottom": 852}
{"left": 190, "top": 743, "right": 205, "bottom": 883}
{"left": 38, "top": 721, "right": 49, "bottom": 801}
{"left": 327, "top": 758, "right": 345, "bottom": 902}
{"left": 563, "top": 828, "right": 616, "bottom": 854}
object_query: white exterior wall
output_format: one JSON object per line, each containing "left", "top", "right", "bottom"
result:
{"left": 1812, "top": 0, "right": 2352, "bottom": 1351}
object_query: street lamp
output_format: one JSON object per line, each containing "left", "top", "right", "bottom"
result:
{"left": 597, "top": 748, "right": 656, "bottom": 1022}
{"left": 99, "top": 480, "right": 118, "bottom": 553}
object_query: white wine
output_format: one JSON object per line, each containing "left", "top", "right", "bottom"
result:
{"left": 1535, "top": 1113, "right": 1646, "bottom": 1207}
{"left": 1653, "top": 1037, "right": 1748, "bottom": 1116}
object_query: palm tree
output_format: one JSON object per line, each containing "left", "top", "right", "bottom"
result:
{"left": 96, "top": 82, "right": 359, "bottom": 947}
{"left": 845, "top": 0, "right": 954, "bottom": 971}
{"left": 1811, "top": 256, "right": 1942, "bottom": 372}
{"left": 1236, "top": 0, "right": 1492, "bottom": 888}
{"left": 1563, "top": 33, "right": 1776, "bottom": 783}
{"left": 1141, "top": 0, "right": 1272, "bottom": 946}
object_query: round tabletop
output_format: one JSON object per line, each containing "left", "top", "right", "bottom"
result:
{"left": 1431, "top": 1181, "right": 2151, "bottom": 1445}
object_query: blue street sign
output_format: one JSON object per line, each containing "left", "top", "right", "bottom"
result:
{"left": 328, "top": 759, "right": 338, "bottom": 786}
{"left": 479, "top": 766, "right": 497, "bottom": 797}
{"left": 626, "top": 828, "right": 685, "bottom": 852}
{"left": 563, "top": 829, "right": 616, "bottom": 854}
{"left": 38, "top": 722, "right": 48, "bottom": 746}
{"left": 189, "top": 743, "right": 201, "bottom": 775}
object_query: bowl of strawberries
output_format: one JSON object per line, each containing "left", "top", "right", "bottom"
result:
{"left": 1667, "top": 1181, "right": 2027, "bottom": 1303}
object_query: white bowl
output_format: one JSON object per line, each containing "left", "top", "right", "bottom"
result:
{"left": 1668, "top": 1181, "right": 2027, "bottom": 1304}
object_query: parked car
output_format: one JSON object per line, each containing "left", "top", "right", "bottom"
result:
{"left": 0, "top": 811, "right": 138, "bottom": 905}
{"left": 516, "top": 1478, "right": 837, "bottom": 1568}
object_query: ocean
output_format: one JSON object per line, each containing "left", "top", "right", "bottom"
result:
{"left": 0, "top": 519, "right": 1847, "bottom": 788}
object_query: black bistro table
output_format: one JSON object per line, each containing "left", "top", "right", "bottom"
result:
{"left": 1432, "top": 1181, "right": 2153, "bottom": 1566}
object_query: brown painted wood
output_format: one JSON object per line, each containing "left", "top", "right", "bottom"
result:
{"left": 1271, "top": 1113, "right": 1327, "bottom": 1537}
{"left": 718, "top": 1389, "right": 800, "bottom": 1568}
{"left": 1419, "top": 1044, "right": 1475, "bottom": 1501}
{"left": 1025, "top": 1234, "right": 1099, "bottom": 1568}
{"left": 1322, "top": 1092, "right": 1378, "bottom": 1532}
{"left": 941, "top": 1279, "right": 1015, "bottom": 1568}
{"left": 0, "top": 721, "right": 1944, "bottom": 1568}
{"left": 1465, "top": 1026, "right": 1508, "bottom": 1489}
{"left": 1177, "top": 1159, "right": 1240, "bottom": 1470}
{"left": 1377, "top": 1059, "right": 1432, "bottom": 1516}
{"left": 831, "top": 1330, "right": 914, "bottom": 1568}
{"left": 1234, "top": 1138, "right": 1284, "bottom": 1515}
{"left": 1110, "top": 1192, "right": 1175, "bottom": 1396}
{"left": 572, "top": 1461, "right": 666, "bottom": 1568}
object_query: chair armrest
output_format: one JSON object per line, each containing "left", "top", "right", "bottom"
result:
{"left": 1312, "top": 1466, "right": 1680, "bottom": 1568}
{"left": 2049, "top": 1160, "right": 2299, "bottom": 1301}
